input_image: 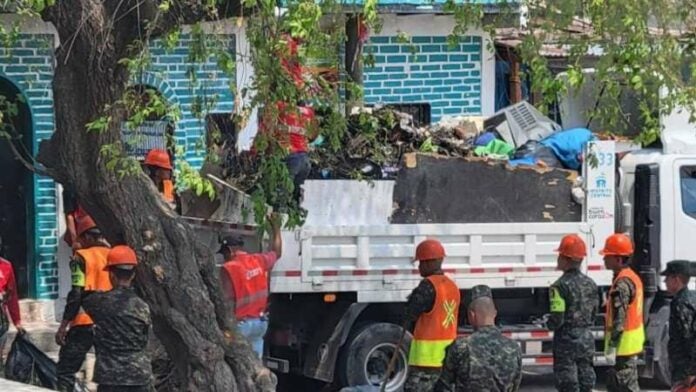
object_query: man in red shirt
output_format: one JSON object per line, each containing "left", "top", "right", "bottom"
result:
{"left": 255, "top": 33, "right": 319, "bottom": 205}
{"left": 218, "top": 215, "right": 282, "bottom": 359}
{"left": 1, "top": 236, "right": 26, "bottom": 364}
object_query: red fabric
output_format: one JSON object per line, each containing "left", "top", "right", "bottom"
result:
{"left": 281, "top": 35, "right": 304, "bottom": 88}
{"left": 255, "top": 102, "right": 315, "bottom": 154}
{"left": 222, "top": 252, "right": 272, "bottom": 319}
{"left": 0, "top": 257, "right": 21, "bottom": 325}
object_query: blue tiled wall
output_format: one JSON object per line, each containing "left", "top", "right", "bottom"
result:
{"left": 0, "top": 34, "right": 58, "bottom": 298}
{"left": 0, "top": 33, "right": 236, "bottom": 298}
{"left": 143, "top": 34, "right": 236, "bottom": 169}
{"left": 363, "top": 35, "right": 483, "bottom": 121}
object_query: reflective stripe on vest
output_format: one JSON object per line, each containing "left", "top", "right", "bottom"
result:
{"left": 222, "top": 252, "right": 269, "bottom": 319}
{"left": 408, "top": 274, "right": 461, "bottom": 368}
{"left": 72, "top": 247, "right": 112, "bottom": 327}
{"left": 605, "top": 267, "right": 645, "bottom": 357}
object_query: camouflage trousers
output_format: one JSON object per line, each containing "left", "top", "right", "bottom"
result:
{"left": 606, "top": 356, "right": 640, "bottom": 392}
{"left": 57, "top": 325, "right": 94, "bottom": 392}
{"left": 404, "top": 367, "right": 441, "bottom": 392}
{"left": 552, "top": 328, "right": 596, "bottom": 392}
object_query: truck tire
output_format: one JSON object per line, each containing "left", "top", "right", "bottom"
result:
{"left": 338, "top": 322, "right": 412, "bottom": 392}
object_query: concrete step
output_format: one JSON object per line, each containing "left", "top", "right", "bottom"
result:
{"left": 18, "top": 299, "right": 60, "bottom": 324}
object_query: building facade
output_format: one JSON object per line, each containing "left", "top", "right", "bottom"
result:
{"left": 0, "top": 9, "right": 499, "bottom": 301}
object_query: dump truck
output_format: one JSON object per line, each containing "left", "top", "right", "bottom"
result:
{"left": 256, "top": 119, "right": 696, "bottom": 391}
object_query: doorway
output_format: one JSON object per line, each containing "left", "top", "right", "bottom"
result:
{"left": 0, "top": 76, "right": 34, "bottom": 298}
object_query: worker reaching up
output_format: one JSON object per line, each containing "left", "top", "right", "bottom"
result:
{"left": 219, "top": 213, "right": 283, "bottom": 359}
{"left": 81, "top": 245, "right": 153, "bottom": 392}
{"left": 601, "top": 233, "right": 644, "bottom": 392}
{"left": 56, "top": 215, "right": 112, "bottom": 392}
{"left": 144, "top": 148, "right": 177, "bottom": 210}
{"left": 403, "top": 239, "right": 460, "bottom": 392}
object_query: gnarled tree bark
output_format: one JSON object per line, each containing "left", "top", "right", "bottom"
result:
{"left": 36, "top": 1, "right": 274, "bottom": 390}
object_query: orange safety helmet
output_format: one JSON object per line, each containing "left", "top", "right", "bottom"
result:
{"left": 555, "top": 234, "right": 587, "bottom": 260}
{"left": 599, "top": 233, "right": 634, "bottom": 257}
{"left": 76, "top": 215, "right": 99, "bottom": 237}
{"left": 144, "top": 149, "right": 173, "bottom": 170}
{"left": 414, "top": 239, "right": 446, "bottom": 262}
{"left": 105, "top": 245, "right": 138, "bottom": 270}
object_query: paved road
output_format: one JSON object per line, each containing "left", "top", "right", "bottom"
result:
{"left": 520, "top": 368, "right": 668, "bottom": 391}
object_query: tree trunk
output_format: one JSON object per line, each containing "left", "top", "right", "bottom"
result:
{"left": 37, "top": 2, "right": 275, "bottom": 391}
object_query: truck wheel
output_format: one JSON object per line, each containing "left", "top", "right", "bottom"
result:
{"left": 338, "top": 322, "right": 412, "bottom": 392}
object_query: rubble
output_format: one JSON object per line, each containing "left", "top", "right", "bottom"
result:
{"left": 217, "top": 101, "right": 593, "bottom": 198}
{"left": 309, "top": 106, "right": 481, "bottom": 179}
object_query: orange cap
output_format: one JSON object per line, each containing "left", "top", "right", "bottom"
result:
{"left": 414, "top": 239, "right": 446, "bottom": 262}
{"left": 599, "top": 233, "right": 634, "bottom": 256}
{"left": 144, "top": 149, "right": 172, "bottom": 170}
{"left": 105, "top": 245, "right": 138, "bottom": 270}
{"left": 76, "top": 215, "right": 99, "bottom": 237}
{"left": 555, "top": 234, "right": 587, "bottom": 260}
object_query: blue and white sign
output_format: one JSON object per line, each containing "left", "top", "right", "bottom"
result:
{"left": 584, "top": 141, "right": 616, "bottom": 262}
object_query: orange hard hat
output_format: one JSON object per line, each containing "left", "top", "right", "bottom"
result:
{"left": 555, "top": 234, "right": 587, "bottom": 260}
{"left": 144, "top": 149, "right": 172, "bottom": 170}
{"left": 414, "top": 239, "right": 446, "bottom": 262}
{"left": 76, "top": 215, "right": 99, "bottom": 237}
{"left": 105, "top": 245, "right": 138, "bottom": 270}
{"left": 600, "top": 233, "right": 634, "bottom": 256}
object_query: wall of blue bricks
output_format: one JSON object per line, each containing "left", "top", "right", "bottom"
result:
{"left": 141, "top": 34, "right": 236, "bottom": 170}
{"left": 0, "top": 31, "right": 236, "bottom": 299}
{"left": 0, "top": 34, "right": 59, "bottom": 299}
{"left": 363, "top": 35, "right": 483, "bottom": 122}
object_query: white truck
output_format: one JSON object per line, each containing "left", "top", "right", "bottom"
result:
{"left": 260, "top": 127, "right": 696, "bottom": 390}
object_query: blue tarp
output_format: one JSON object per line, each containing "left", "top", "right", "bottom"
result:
{"left": 540, "top": 128, "right": 594, "bottom": 170}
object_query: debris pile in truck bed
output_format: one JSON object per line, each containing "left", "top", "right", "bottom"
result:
{"left": 309, "top": 106, "right": 481, "bottom": 179}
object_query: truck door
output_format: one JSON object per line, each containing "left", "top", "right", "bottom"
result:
{"left": 673, "top": 161, "right": 696, "bottom": 261}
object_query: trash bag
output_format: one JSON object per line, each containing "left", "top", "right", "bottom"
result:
{"left": 4, "top": 334, "right": 58, "bottom": 389}
{"left": 513, "top": 140, "right": 563, "bottom": 168}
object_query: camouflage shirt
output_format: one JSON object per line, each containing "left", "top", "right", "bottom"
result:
{"left": 548, "top": 268, "right": 599, "bottom": 331}
{"left": 405, "top": 276, "right": 437, "bottom": 327}
{"left": 432, "top": 326, "right": 522, "bottom": 392}
{"left": 82, "top": 287, "right": 153, "bottom": 386}
{"left": 668, "top": 287, "right": 696, "bottom": 383}
{"left": 608, "top": 272, "right": 636, "bottom": 346}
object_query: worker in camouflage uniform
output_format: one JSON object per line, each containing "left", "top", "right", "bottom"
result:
{"left": 601, "top": 234, "right": 644, "bottom": 392}
{"left": 548, "top": 234, "right": 599, "bottom": 392}
{"left": 662, "top": 260, "right": 696, "bottom": 392}
{"left": 82, "top": 245, "right": 153, "bottom": 392}
{"left": 403, "top": 239, "right": 460, "bottom": 392}
{"left": 432, "top": 285, "right": 522, "bottom": 392}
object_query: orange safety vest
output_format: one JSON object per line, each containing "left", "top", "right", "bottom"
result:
{"left": 162, "top": 180, "right": 175, "bottom": 203}
{"left": 408, "top": 274, "right": 461, "bottom": 368}
{"left": 605, "top": 267, "right": 645, "bottom": 357}
{"left": 72, "top": 247, "right": 113, "bottom": 327}
{"left": 222, "top": 252, "right": 269, "bottom": 320}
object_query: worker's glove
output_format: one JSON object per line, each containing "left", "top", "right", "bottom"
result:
{"left": 605, "top": 347, "right": 617, "bottom": 366}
